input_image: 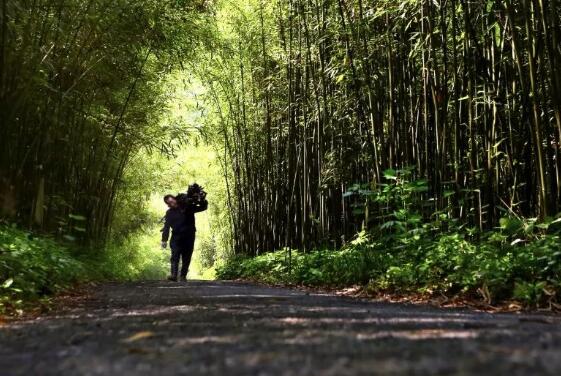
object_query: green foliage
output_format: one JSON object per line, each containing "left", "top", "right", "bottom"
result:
{"left": 217, "top": 213, "right": 561, "bottom": 308}
{"left": 6, "top": 0, "right": 561, "bottom": 314}
{"left": 513, "top": 282, "right": 548, "bottom": 307}
{"left": 0, "top": 0, "right": 212, "bottom": 242}
{"left": 0, "top": 224, "right": 84, "bottom": 313}
{"left": 196, "top": 0, "right": 561, "bottom": 256}
{"left": 217, "top": 247, "right": 374, "bottom": 286}
{"left": 87, "top": 227, "right": 169, "bottom": 281}
{"left": 347, "top": 168, "right": 455, "bottom": 237}
{"left": 0, "top": 223, "right": 171, "bottom": 314}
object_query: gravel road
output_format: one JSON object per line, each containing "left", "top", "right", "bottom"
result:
{"left": 1, "top": 280, "right": 561, "bottom": 375}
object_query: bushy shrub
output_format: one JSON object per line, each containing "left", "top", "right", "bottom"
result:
{"left": 216, "top": 224, "right": 561, "bottom": 307}
{"left": 0, "top": 223, "right": 170, "bottom": 314}
{"left": 0, "top": 224, "right": 84, "bottom": 313}
{"left": 89, "top": 234, "right": 168, "bottom": 282}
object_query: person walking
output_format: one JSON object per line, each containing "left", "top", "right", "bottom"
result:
{"left": 161, "top": 191, "right": 208, "bottom": 282}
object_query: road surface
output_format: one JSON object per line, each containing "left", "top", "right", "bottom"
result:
{"left": 1, "top": 280, "right": 561, "bottom": 375}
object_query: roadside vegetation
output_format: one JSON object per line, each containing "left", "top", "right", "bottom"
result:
{"left": 218, "top": 169, "right": 561, "bottom": 309}
{"left": 206, "top": 0, "right": 561, "bottom": 310}
{"left": 0, "top": 223, "right": 168, "bottom": 314}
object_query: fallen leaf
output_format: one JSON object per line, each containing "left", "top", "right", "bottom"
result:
{"left": 122, "top": 331, "right": 155, "bottom": 343}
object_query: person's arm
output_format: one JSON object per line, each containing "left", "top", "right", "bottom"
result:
{"left": 161, "top": 212, "right": 170, "bottom": 246}
{"left": 193, "top": 199, "right": 208, "bottom": 213}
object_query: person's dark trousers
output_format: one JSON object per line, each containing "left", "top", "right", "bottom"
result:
{"left": 170, "top": 231, "right": 196, "bottom": 279}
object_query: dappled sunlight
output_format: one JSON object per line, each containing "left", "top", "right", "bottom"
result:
{"left": 155, "top": 285, "right": 195, "bottom": 290}
{"left": 170, "top": 335, "right": 243, "bottom": 346}
{"left": 105, "top": 305, "right": 200, "bottom": 318}
{"left": 274, "top": 329, "right": 480, "bottom": 345}
{"left": 276, "top": 316, "right": 476, "bottom": 326}
{"left": 355, "top": 330, "right": 480, "bottom": 341}
{"left": 278, "top": 332, "right": 331, "bottom": 346}
{"left": 196, "top": 294, "right": 296, "bottom": 299}
{"left": 296, "top": 306, "right": 377, "bottom": 315}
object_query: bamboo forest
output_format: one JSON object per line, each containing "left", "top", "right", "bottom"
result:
{"left": 7, "top": 1, "right": 561, "bottom": 374}
{"left": 4, "top": 0, "right": 561, "bottom": 314}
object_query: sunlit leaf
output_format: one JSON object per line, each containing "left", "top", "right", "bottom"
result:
{"left": 1, "top": 279, "right": 13, "bottom": 289}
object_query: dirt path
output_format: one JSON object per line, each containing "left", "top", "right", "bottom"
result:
{"left": 1, "top": 280, "right": 561, "bottom": 375}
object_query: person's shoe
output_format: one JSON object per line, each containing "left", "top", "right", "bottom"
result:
{"left": 167, "top": 275, "right": 178, "bottom": 282}
{"left": 179, "top": 276, "right": 187, "bottom": 283}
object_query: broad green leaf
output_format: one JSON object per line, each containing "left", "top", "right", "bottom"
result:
{"left": 68, "top": 214, "right": 87, "bottom": 221}
{"left": 383, "top": 169, "right": 397, "bottom": 180}
{"left": 2, "top": 279, "right": 13, "bottom": 289}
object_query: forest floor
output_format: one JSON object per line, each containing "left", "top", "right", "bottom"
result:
{"left": 1, "top": 281, "right": 561, "bottom": 375}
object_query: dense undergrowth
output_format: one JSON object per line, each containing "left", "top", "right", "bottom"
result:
{"left": 217, "top": 229, "right": 561, "bottom": 308}
{"left": 0, "top": 224, "right": 167, "bottom": 315}
{"left": 218, "top": 169, "right": 561, "bottom": 309}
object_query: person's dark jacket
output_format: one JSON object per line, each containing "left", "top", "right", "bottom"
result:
{"left": 161, "top": 200, "right": 208, "bottom": 243}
